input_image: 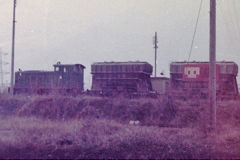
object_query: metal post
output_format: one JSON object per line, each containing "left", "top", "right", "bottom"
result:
{"left": 153, "top": 32, "right": 158, "bottom": 77}
{"left": 10, "top": 0, "right": 16, "bottom": 95}
{"left": 209, "top": 0, "right": 216, "bottom": 130}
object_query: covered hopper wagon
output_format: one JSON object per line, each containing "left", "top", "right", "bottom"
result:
{"left": 91, "top": 61, "right": 153, "bottom": 94}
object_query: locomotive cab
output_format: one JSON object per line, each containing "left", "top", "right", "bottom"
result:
{"left": 53, "top": 62, "right": 85, "bottom": 92}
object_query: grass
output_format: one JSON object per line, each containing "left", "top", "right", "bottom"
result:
{"left": 0, "top": 94, "right": 239, "bottom": 158}
{"left": 0, "top": 117, "right": 211, "bottom": 159}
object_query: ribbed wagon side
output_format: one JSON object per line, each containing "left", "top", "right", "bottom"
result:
{"left": 91, "top": 61, "right": 153, "bottom": 94}
{"left": 170, "top": 61, "right": 239, "bottom": 99}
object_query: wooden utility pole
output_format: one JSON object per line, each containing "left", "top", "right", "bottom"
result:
{"left": 10, "top": 0, "right": 17, "bottom": 95}
{"left": 209, "top": 0, "right": 216, "bottom": 130}
{"left": 153, "top": 32, "right": 158, "bottom": 77}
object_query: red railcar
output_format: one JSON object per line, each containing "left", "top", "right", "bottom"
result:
{"left": 170, "top": 61, "right": 239, "bottom": 99}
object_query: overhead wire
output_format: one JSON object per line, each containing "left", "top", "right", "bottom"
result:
{"left": 187, "top": 0, "right": 203, "bottom": 62}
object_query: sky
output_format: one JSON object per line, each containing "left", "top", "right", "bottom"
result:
{"left": 0, "top": 0, "right": 240, "bottom": 89}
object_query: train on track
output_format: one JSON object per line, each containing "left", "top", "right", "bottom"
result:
{"left": 13, "top": 61, "right": 239, "bottom": 99}
{"left": 14, "top": 62, "right": 85, "bottom": 95}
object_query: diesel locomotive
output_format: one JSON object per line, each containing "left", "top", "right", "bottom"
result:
{"left": 14, "top": 62, "right": 85, "bottom": 94}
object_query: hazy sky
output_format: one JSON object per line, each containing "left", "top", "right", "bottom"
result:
{"left": 0, "top": 0, "right": 240, "bottom": 89}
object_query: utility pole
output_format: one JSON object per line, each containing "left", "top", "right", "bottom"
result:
{"left": 153, "top": 32, "right": 158, "bottom": 77}
{"left": 209, "top": 0, "right": 216, "bottom": 130}
{"left": 10, "top": 0, "right": 17, "bottom": 95}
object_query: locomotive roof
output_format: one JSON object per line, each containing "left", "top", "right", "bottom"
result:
{"left": 92, "top": 61, "right": 151, "bottom": 66}
{"left": 16, "top": 70, "right": 53, "bottom": 73}
{"left": 53, "top": 63, "right": 85, "bottom": 68}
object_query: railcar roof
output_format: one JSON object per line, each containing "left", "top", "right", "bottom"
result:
{"left": 171, "top": 61, "right": 237, "bottom": 64}
{"left": 92, "top": 61, "right": 151, "bottom": 65}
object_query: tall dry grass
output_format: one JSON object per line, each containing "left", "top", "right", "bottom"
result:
{"left": 0, "top": 94, "right": 239, "bottom": 158}
{"left": 0, "top": 116, "right": 211, "bottom": 159}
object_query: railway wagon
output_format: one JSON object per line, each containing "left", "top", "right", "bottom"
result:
{"left": 91, "top": 61, "right": 153, "bottom": 93}
{"left": 14, "top": 62, "right": 85, "bottom": 94}
{"left": 170, "top": 61, "right": 239, "bottom": 98}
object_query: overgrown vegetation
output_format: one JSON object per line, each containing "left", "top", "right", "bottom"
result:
{"left": 0, "top": 94, "right": 239, "bottom": 159}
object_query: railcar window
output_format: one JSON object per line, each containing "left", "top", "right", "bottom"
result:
{"left": 64, "top": 67, "right": 67, "bottom": 73}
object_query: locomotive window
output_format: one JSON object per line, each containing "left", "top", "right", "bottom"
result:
{"left": 74, "top": 66, "right": 78, "bottom": 72}
{"left": 64, "top": 67, "right": 67, "bottom": 73}
{"left": 56, "top": 67, "right": 59, "bottom": 71}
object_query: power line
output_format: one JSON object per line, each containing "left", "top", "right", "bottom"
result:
{"left": 187, "top": 0, "right": 203, "bottom": 61}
